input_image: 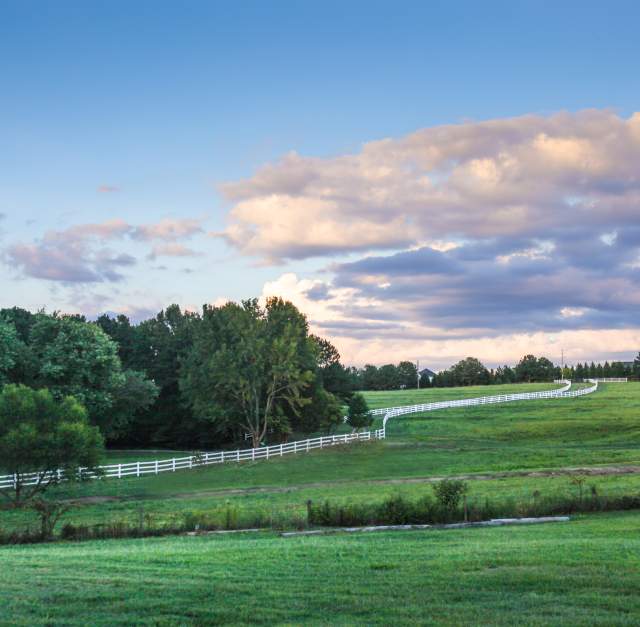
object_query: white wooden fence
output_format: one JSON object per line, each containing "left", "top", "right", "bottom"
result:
{"left": 380, "top": 380, "right": 597, "bottom": 428}
{"left": 0, "top": 429, "right": 385, "bottom": 491}
{"left": 0, "top": 380, "right": 600, "bottom": 492}
{"left": 586, "top": 378, "right": 627, "bottom": 383}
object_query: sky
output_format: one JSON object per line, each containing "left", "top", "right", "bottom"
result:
{"left": 1, "top": 0, "right": 639, "bottom": 369}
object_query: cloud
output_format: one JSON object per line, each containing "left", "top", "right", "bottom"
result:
{"left": 133, "top": 218, "right": 203, "bottom": 241}
{"left": 6, "top": 217, "right": 204, "bottom": 283}
{"left": 8, "top": 241, "right": 135, "bottom": 283}
{"left": 220, "top": 110, "right": 640, "bottom": 262}
{"left": 261, "top": 272, "right": 640, "bottom": 369}
{"left": 97, "top": 185, "right": 119, "bottom": 193}
{"left": 146, "top": 243, "right": 202, "bottom": 260}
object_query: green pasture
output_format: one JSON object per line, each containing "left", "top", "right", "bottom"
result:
{"left": 1, "top": 382, "right": 639, "bottom": 535}
{"left": 1, "top": 511, "right": 639, "bottom": 625}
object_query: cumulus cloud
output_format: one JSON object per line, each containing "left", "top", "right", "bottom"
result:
{"left": 230, "top": 110, "right": 640, "bottom": 365}
{"left": 220, "top": 110, "right": 640, "bottom": 262}
{"left": 261, "top": 272, "right": 640, "bottom": 368}
{"left": 6, "top": 217, "right": 204, "bottom": 283}
{"left": 7, "top": 219, "right": 135, "bottom": 282}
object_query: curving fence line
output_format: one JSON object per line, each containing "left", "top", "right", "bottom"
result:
{"left": 0, "top": 380, "right": 598, "bottom": 491}
{"left": 380, "top": 379, "right": 598, "bottom": 428}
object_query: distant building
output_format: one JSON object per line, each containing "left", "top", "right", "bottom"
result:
{"left": 419, "top": 368, "right": 436, "bottom": 383}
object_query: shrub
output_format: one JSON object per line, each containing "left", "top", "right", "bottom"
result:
{"left": 432, "top": 479, "right": 468, "bottom": 511}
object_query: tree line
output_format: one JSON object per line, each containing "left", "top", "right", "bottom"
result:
{"left": 351, "top": 353, "right": 640, "bottom": 390}
{"left": 0, "top": 300, "right": 358, "bottom": 452}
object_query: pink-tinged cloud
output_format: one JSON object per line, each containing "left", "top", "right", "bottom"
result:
{"left": 261, "top": 273, "right": 640, "bottom": 369}
{"left": 132, "top": 218, "right": 203, "bottom": 241}
{"left": 220, "top": 110, "right": 640, "bottom": 262}
{"left": 6, "top": 217, "right": 204, "bottom": 283}
{"left": 147, "top": 243, "right": 202, "bottom": 259}
{"left": 97, "top": 185, "right": 119, "bottom": 193}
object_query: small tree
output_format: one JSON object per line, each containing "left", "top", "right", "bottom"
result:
{"left": 433, "top": 479, "right": 468, "bottom": 511}
{"left": 0, "top": 384, "right": 104, "bottom": 506}
{"left": 346, "top": 393, "right": 372, "bottom": 432}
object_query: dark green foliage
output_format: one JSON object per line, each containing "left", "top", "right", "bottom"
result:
{"left": 121, "top": 305, "right": 199, "bottom": 446}
{"left": 0, "top": 385, "right": 104, "bottom": 505}
{"left": 432, "top": 478, "right": 468, "bottom": 510}
{"left": 346, "top": 393, "right": 371, "bottom": 431}
{"left": 308, "top": 487, "right": 640, "bottom": 528}
{"left": 0, "top": 319, "right": 20, "bottom": 384}
{"left": 180, "top": 298, "right": 316, "bottom": 447}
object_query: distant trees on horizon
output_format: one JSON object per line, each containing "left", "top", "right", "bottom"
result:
{"left": 351, "top": 353, "right": 639, "bottom": 390}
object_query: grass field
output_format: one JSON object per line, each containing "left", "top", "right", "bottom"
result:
{"left": 1, "top": 511, "right": 639, "bottom": 625}
{"left": 1, "top": 382, "right": 640, "bottom": 624}
{"left": 1, "top": 382, "right": 639, "bottom": 535}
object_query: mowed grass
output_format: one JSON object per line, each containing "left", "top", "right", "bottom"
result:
{"left": 1, "top": 383, "right": 639, "bottom": 533}
{"left": 1, "top": 511, "right": 640, "bottom": 625}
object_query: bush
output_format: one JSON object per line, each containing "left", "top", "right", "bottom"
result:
{"left": 307, "top": 484, "right": 640, "bottom": 528}
{"left": 432, "top": 479, "right": 468, "bottom": 511}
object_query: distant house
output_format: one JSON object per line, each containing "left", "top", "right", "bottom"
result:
{"left": 419, "top": 368, "right": 436, "bottom": 383}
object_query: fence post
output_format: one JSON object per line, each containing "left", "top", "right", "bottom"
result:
{"left": 172, "top": 458, "right": 176, "bottom": 472}
{"left": 155, "top": 460, "right": 159, "bottom": 475}
{"left": 237, "top": 449, "right": 240, "bottom": 463}
{"left": 280, "top": 444, "right": 283, "bottom": 457}
{"left": 136, "top": 461, "right": 140, "bottom": 477}
{"left": 118, "top": 464, "right": 122, "bottom": 479}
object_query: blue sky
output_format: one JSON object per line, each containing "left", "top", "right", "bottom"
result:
{"left": 1, "top": 1, "right": 639, "bottom": 367}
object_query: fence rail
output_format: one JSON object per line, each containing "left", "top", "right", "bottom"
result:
{"left": 585, "top": 378, "right": 627, "bottom": 383}
{"left": 0, "top": 429, "right": 385, "bottom": 490}
{"left": 380, "top": 380, "right": 599, "bottom": 427}
{"left": 0, "top": 380, "right": 599, "bottom": 491}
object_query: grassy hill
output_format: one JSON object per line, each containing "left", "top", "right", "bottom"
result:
{"left": 2, "top": 382, "right": 640, "bottom": 624}
{"left": 1, "top": 382, "right": 639, "bottom": 534}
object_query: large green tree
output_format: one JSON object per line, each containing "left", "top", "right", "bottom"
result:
{"left": 23, "top": 314, "right": 157, "bottom": 440}
{"left": 130, "top": 305, "right": 199, "bottom": 445}
{"left": 397, "top": 361, "right": 418, "bottom": 389}
{"left": 311, "top": 335, "right": 354, "bottom": 401}
{"left": 181, "top": 298, "right": 315, "bottom": 448}
{"left": 449, "top": 357, "right": 490, "bottom": 386}
{"left": 27, "top": 315, "right": 125, "bottom": 436}
{"left": 0, "top": 384, "right": 103, "bottom": 505}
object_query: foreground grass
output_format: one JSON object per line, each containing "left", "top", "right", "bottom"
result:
{"left": 1, "top": 511, "right": 639, "bottom": 625}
